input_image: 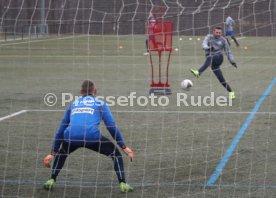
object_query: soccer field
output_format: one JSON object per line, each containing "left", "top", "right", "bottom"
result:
{"left": 0, "top": 35, "right": 276, "bottom": 197}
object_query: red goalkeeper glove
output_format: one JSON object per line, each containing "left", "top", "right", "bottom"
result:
{"left": 122, "top": 146, "right": 134, "bottom": 162}
{"left": 43, "top": 153, "right": 55, "bottom": 168}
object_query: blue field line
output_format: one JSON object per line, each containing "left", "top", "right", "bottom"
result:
{"left": 207, "top": 78, "right": 276, "bottom": 186}
{"left": 2, "top": 179, "right": 276, "bottom": 190}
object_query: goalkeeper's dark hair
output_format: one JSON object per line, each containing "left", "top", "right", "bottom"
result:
{"left": 80, "top": 80, "right": 94, "bottom": 95}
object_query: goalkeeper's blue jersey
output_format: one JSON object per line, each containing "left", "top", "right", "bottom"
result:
{"left": 52, "top": 95, "right": 126, "bottom": 152}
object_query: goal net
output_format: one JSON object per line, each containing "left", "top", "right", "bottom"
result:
{"left": 0, "top": 0, "right": 276, "bottom": 197}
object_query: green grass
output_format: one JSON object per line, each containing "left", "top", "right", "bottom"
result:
{"left": 0, "top": 35, "right": 276, "bottom": 197}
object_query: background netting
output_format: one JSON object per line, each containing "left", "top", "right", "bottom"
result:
{"left": 0, "top": 0, "right": 276, "bottom": 197}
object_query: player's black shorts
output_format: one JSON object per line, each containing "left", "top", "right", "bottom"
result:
{"left": 210, "top": 54, "right": 223, "bottom": 69}
{"left": 60, "top": 136, "right": 120, "bottom": 157}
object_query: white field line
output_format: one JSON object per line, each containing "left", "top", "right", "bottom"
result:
{"left": 0, "top": 110, "right": 27, "bottom": 122}
{"left": 0, "top": 37, "right": 31, "bottom": 42}
{"left": 27, "top": 109, "right": 64, "bottom": 112}
{"left": 0, "top": 55, "right": 273, "bottom": 59}
{"left": 0, "top": 35, "right": 45, "bottom": 42}
{"left": 237, "top": 36, "right": 246, "bottom": 40}
{"left": 27, "top": 109, "right": 276, "bottom": 114}
{"left": 0, "top": 35, "right": 86, "bottom": 46}
{"left": 1, "top": 109, "right": 275, "bottom": 122}
{"left": 0, "top": 35, "right": 247, "bottom": 47}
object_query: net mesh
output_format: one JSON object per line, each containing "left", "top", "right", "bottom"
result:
{"left": 0, "top": 0, "right": 276, "bottom": 197}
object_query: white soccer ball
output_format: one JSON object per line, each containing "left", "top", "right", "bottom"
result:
{"left": 181, "top": 79, "right": 193, "bottom": 90}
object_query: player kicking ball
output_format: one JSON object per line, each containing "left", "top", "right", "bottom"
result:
{"left": 190, "top": 26, "right": 237, "bottom": 99}
{"left": 43, "top": 80, "right": 134, "bottom": 193}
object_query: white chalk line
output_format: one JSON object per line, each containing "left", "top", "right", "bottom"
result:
{"left": 0, "top": 35, "right": 247, "bottom": 48}
{"left": 0, "top": 35, "right": 87, "bottom": 46}
{"left": 0, "top": 110, "right": 27, "bottom": 122}
{"left": 236, "top": 37, "right": 246, "bottom": 40}
{"left": 29, "top": 109, "right": 276, "bottom": 115}
{"left": 1, "top": 109, "right": 276, "bottom": 122}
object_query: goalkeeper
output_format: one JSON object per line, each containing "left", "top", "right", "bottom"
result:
{"left": 43, "top": 80, "right": 134, "bottom": 193}
{"left": 190, "top": 27, "right": 237, "bottom": 99}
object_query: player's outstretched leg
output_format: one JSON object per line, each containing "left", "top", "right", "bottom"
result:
{"left": 211, "top": 55, "right": 236, "bottom": 99}
{"left": 212, "top": 66, "right": 235, "bottom": 99}
{"left": 88, "top": 136, "right": 134, "bottom": 192}
{"left": 231, "top": 36, "right": 240, "bottom": 47}
{"left": 44, "top": 142, "right": 78, "bottom": 190}
{"left": 190, "top": 68, "right": 200, "bottom": 78}
{"left": 190, "top": 56, "right": 212, "bottom": 78}
{"left": 212, "top": 66, "right": 230, "bottom": 90}
{"left": 226, "top": 37, "right": 231, "bottom": 46}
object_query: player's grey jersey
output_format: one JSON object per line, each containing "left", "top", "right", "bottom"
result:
{"left": 202, "top": 34, "right": 235, "bottom": 64}
{"left": 225, "top": 16, "right": 235, "bottom": 31}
